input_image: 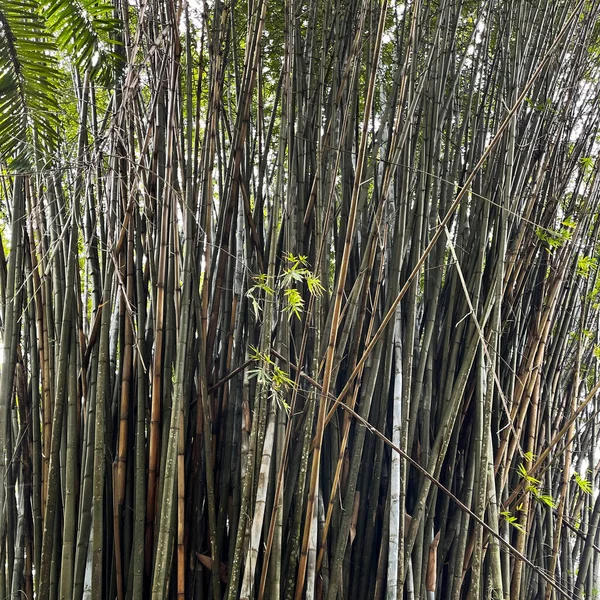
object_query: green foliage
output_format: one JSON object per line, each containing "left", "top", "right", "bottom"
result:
{"left": 248, "top": 346, "right": 294, "bottom": 412}
{"left": 574, "top": 472, "right": 593, "bottom": 495}
{"left": 580, "top": 156, "right": 595, "bottom": 175}
{"left": 588, "top": 274, "right": 600, "bottom": 304}
{"left": 500, "top": 510, "right": 525, "bottom": 533}
{"left": 247, "top": 273, "right": 276, "bottom": 318}
{"left": 517, "top": 463, "right": 556, "bottom": 508}
{"left": 525, "top": 96, "right": 553, "bottom": 112}
{"left": 0, "top": 0, "right": 60, "bottom": 162}
{"left": 526, "top": 486, "right": 556, "bottom": 508}
{"left": 45, "top": 0, "right": 119, "bottom": 80}
{"left": 577, "top": 255, "right": 598, "bottom": 278}
{"left": 247, "top": 254, "right": 324, "bottom": 321}
{"left": 0, "top": 0, "right": 120, "bottom": 164}
{"left": 535, "top": 219, "right": 575, "bottom": 252}
{"left": 283, "top": 288, "right": 305, "bottom": 321}
{"left": 517, "top": 462, "right": 541, "bottom": 485}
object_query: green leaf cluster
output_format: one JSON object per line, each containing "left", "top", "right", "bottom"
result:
{"left": 247, "top": 253, "right": 325, "bottom": 321}
{"left": 0, "top": 0, "right": 60, "bottom": 162}
{"left": 0, "top": 0, "right": 120, "bottom": 164}
{"left": 574, "top": 471, "right": 593, "bottom": 495}
{"left": 517, "top": 463, "right": 556, "bottom": 508}
{"left": 535, "top": 219, "right": 575, "bottom": 252}
{"left": 500, "top": 510, "right": 525, "bottom": 533}
{"left": 248, "top": 346, "right": 294, "bottom": 412}
{"left": 577, "top": 255, "right": 598, "bottom": 278}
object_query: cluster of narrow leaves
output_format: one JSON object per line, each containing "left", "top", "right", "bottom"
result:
{"left": 0, "top": 0, "right": 117, "bottom": 163}
{"left": 4, "top": 0, "right": 600, "bottom": 599}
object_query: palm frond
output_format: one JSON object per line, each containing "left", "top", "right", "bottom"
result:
{"left": 45, "top": 0, "right": 121, "bottom": 82}
{"left": 0, "top": 0, "right": 60, "bottom": 164}
{"left": 0, "top": 0, "right": 121, "bottom": 165}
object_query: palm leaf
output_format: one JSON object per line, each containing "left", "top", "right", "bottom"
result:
{"left": 0, "top": 0, "right": 121, "bottom": 166}
{"left": 0, "top": 0, "right": 61, "bottom": 164}
{"left": 45, "top": 0, "right": 121, "bottom": 82}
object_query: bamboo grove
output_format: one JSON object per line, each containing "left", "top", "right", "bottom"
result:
{"left": 5, "top": 0, "right": 600, "bottom": 598}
